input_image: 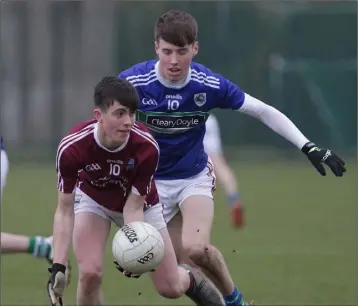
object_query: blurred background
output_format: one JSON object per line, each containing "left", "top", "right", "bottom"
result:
{"left": 1, "top": 0, "right": 356, "bottom": 156}
{"left": 1, "top": 1, "right": 356, "bottom": 305}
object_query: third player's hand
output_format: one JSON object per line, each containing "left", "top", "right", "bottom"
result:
{"left": 47, "top": 263, "right": 67, "bottom": 306}
{"left": 302, "top": 142, "right": 346, "bottom": 177}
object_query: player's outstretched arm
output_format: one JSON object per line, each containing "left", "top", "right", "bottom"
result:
{"left": 238, "top": 94, "right": 346, "bottom": 177}
{"left": 53, "top": 191, "right": 75, "bottom": 265}
{"left": 114, "top": 192, "right": 147, "bottom": 278}
{"left": 123, "top": 192, "right": 145, "bottom": 225}
{"left": 47, "top": 191, "right": 74, "bottom": 306}
{"left": 209, "top": 152, "right": 238, "bottom": 196}
{"left": 209, "top": 152, "right": 245, "bottom": 228}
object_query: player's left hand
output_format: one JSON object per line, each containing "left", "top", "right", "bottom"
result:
{"left": 231, "top": 202, "right": 245, "bottom": 229}
{"left": 302, "top": 142, "right": 346, "bottom": 177}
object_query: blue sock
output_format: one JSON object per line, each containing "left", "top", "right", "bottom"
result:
{"left": 224, "top": 287, "right": 244, "bottom": 306}
{"left": 227, "top": 192, "right": 240, "bottom": 207}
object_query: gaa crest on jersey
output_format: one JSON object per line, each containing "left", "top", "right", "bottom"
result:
{"left": 126, "top": 158, "right": 135, "bottom": 170}
{"left": 193, "top": 93, "right": 207, "bottom": 107}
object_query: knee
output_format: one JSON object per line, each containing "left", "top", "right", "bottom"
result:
{"left": 183, "top": 243, "right": 213, "bottom": 266}
{"left": 155, "top": 281, "right": 183, "bottom": 299}
{"left": 78, "top": 263, "right": 103, "bottom": 292}
{"left": 153, "top": 271, "right": 184, "bottom": 299}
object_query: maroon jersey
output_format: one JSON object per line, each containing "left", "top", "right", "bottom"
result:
{"left": 56, "top": 119, "right": 160, "bottom": 212}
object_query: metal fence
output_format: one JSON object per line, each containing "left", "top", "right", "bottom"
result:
{"left": 1, "top": 1, "right": 356, "bottom": 159}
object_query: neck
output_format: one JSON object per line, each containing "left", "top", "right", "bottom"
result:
{"left": 97, "top": 125, "right": 124, "bottom": 150}
{"left": 155, "top": 61, "right": 191, "bottom": 89}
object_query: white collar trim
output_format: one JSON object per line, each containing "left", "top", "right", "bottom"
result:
{"left": 93, "top": 123, "right": 129, "bottom": 153}
{"left": 155, "top": 61, "right": 191, "bottom": 89}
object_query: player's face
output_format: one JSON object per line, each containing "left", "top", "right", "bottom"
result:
{"left": 94, "top": 101, "right": 135, "bottom": 146}
{"left": 155, "top": 38, "right": 198, "bottom": 82}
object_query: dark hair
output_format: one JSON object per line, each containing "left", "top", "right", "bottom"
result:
{"left": 94, "top": 76, "right": 139, "bottom": 113}
{"left": 154, "top": 10, "right": 198, "bottom": 47}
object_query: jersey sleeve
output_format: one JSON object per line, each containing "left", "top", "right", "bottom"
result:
{"left": 131, "top": 145, "right": 159, "bottom": 196}
{"left": 56, "top": 146, "right": 80, "bottom": 194}
{"left": 118, "top": 71, "right": 126, "bottom": 79}
{"left": 216, "top": 75, "right": 246, "bottom": 110}
{"left": 118, "top": 66, "right": 135, "bottom": 80}
{"left": 204, "top": 116, "right": 222, "bottom": 154}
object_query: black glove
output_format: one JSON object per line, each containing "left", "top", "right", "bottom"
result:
{"left": 113, "top": 260, "right": 142, "bottom": 278}
{"left": 302, "top": 142, "right": 346, "bottom": 177}
{"left": 47, "top": 263, "right": 67, "bottom": 306}
{"left": 113, "top": 260, "right": 156, "bottom": 278}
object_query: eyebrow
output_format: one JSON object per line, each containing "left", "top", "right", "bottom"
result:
{"left": 163, "top": 47, "right": 188, "bottom": 51}
{"left": 112, "top": 107, "right": 127, "bottom": 113}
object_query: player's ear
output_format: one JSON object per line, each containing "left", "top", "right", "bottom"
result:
{"left": 93, "top": 108, "right": 103, "bottom": 123}
{"left": 192, "top": 41, "right": 199, "bottom": 57}
{"left": 154, "top": 40, "right": 160, "bottom": 56}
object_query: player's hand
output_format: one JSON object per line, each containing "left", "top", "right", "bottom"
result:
{"left": 47, "top": 263, "right": 67, "bottom": 306}
{"left": 231, "top": 201, "right": 245, "bottom": 229}
{"left": 302, "top": 142, "right": 346, "bottom": 177}
{"left": 113, "top": 260, "right": 142, "bottom": 278}
{"left": 113, "top": 260, "right": 156, "bottom": 278}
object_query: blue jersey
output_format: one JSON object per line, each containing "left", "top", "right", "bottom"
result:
{"left": 119, "top": 60, "right": 245, "bottom": 180}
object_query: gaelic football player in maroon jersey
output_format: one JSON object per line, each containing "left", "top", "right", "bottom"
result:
{"left": 47, "top": 76, "right": 223, "bottom": 306}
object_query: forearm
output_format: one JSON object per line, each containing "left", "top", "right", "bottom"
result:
{"left": 238, "top": 94, "right": 309, "bottom": 149}
{"left": 123, "top": 206, "right": 144, "bottom": 225}
{"left": 53, "top": 204, "right": 74, "bottom": 265}
{"left": 210, "top": 154, "right": 238, "bottom": 195}
{"left": 216, "top": 166, "right": 238, "bottom": 196}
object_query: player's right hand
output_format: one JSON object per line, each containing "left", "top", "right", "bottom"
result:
{"left": 113, "top": 260, "right": 156, "bottom": 278}
{"left": 47, "top": 263, "right": 67, "bottom": 306}
{"left": 113, "top": 260, "right": 142, "bottom": 278}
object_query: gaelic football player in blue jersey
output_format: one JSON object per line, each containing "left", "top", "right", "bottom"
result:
{"left": 119, "top": 10, "right": 346, "bottom": 306}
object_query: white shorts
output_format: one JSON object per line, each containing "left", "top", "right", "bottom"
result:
{"left": 204, "top": 114, "right": 222, "bottom": 155}
{"left": 1, "top": 150, "right": 9, "bottom": 197}
{"left": 74, "top": 188, "right": 167, "bottom": 230}
{"left": 156, "top": 160, "right": 216, "bottom": 223}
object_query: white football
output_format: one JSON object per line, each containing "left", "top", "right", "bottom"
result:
{"left": 112, "top": 221, "right": 165, "bottom": 275}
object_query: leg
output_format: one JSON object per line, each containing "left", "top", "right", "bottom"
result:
{"left": 1, "top": 232, "right": 52, "bottom": 259}
{"left": 144, "top": 205, "right": 189, "bottom": 298}
{"left": 156, "top": 179, "right": 193, "bottom": 265}
{"left": 145, "top": 204, "right": 224, "bottom": 305}
{"left": 180, "top": 196, "right": 249, "bottom": 305}
{"left": 157, "top": 164, "right": 250, "bottom": 305}
{"left": 167, "top": 211, "right": 225, "bottom": 303}
{"left": 150, "top": 227, "right": 190, "bottom": 299}
{"left": 73, "top": 212, "right": 111, "bottom": 306}
{"left": 167, "top": 212, "right": 202, "bottom": 269}
{"left": 1, "top": 233, "right": 29, "bottom": 252}
{"left": 180, "top": 196, "right": 234, "bottom": 293}
{"left": 166, "top": 211, "right": 185, "bottom": 263}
